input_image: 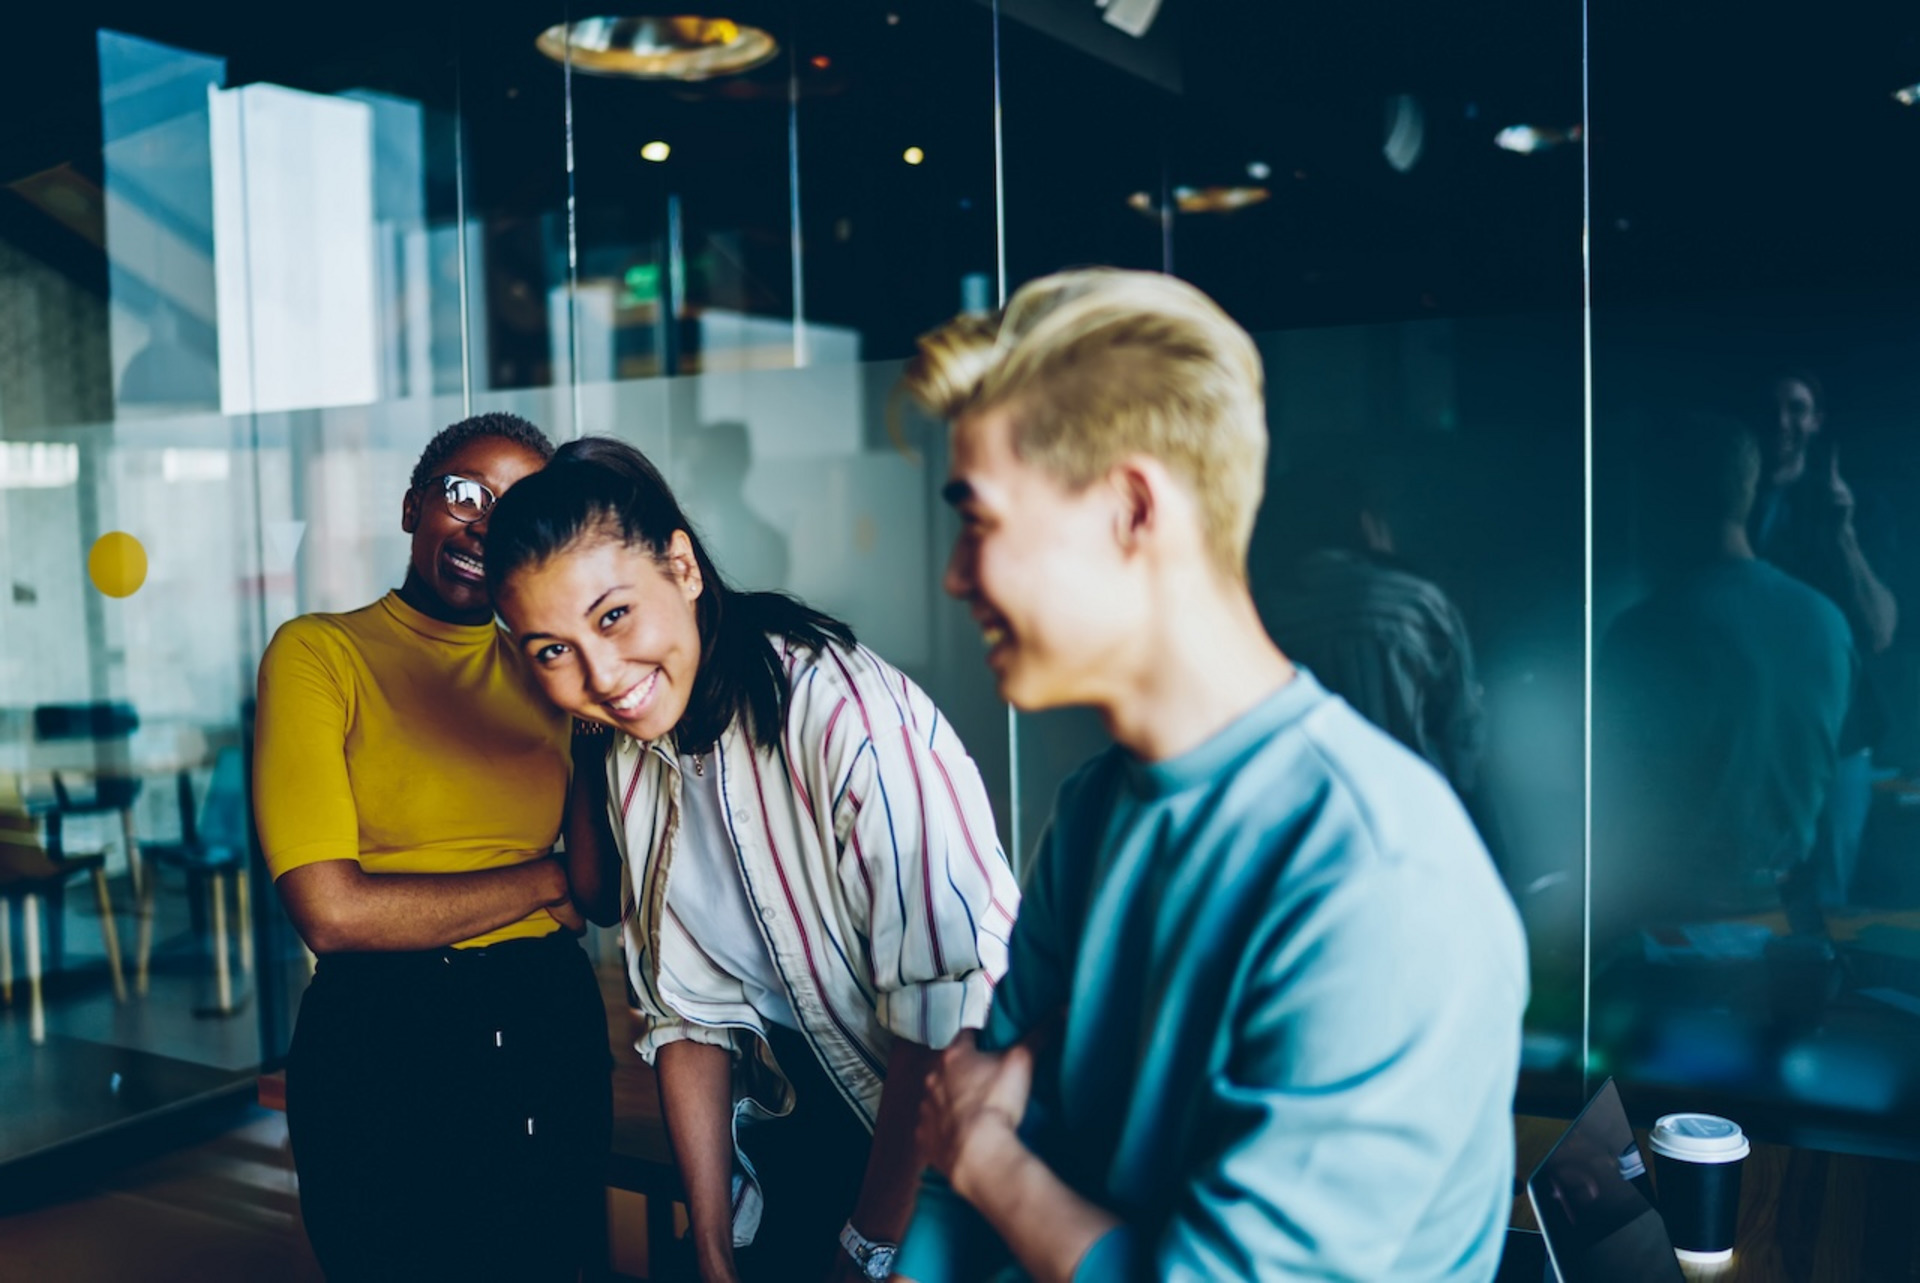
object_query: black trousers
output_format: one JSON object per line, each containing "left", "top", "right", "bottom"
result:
{"left": 287, "top": 932, "right": 614, "bottom": 1283}
{"left": 730, "top": 1023, "right": 873, "bottom": 1283}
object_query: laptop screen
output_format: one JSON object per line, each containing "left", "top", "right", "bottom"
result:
{"left": 1526, "top": 1079, "right": 1684, "bottom": 1283}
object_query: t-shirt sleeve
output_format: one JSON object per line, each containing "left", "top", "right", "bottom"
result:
{"left": 253, "top": 619, "right": 363, "bottom": 879}
{"left": 894, "top": 1178, "right": 1014, "bottom": 1283}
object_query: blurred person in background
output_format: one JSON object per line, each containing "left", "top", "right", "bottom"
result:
{"left": 1596, "top": 414, "right": 1853, "bottom": 941}
{"left": 1751, "top": 370, "right": 1895, "bottom": 904}
{"left": 1258, "top": 458, "right": 1486, "bottom": 799}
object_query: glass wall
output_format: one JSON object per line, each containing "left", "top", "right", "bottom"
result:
{"left": 6, "top": 0, "right": 1918, "bottom": 1185}
{"left": 1000, "top": 0, "right": 1591, "bottom": 1111}
{"left": 1589, "top": 0, "right": 1920, "bottom": 1149}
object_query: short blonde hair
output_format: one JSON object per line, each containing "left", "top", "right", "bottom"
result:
{"left": 903, "top": 268, "right": 1267, "bottom": 580}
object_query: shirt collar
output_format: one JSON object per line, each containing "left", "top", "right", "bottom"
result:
{"left": 1123, "top": 669, "right": 1324, "bottom": 801}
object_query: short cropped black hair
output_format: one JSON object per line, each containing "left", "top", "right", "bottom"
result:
{"left": 410, "top": 412, "right": 555, "bottom": 492}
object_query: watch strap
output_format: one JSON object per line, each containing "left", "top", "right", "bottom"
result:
{"left": 839, "top": 1221, "right": 898, "bottom": 1279}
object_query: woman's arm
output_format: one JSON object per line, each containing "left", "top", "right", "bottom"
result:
{"left": 275, "top": 857, "right": 575, "bottom": 954}
{"left": 563, "top": 731, "right": 624, "bottom": 926}
{"left": 657, "top": 1039, "right": 744, "bottom": 1283}
{"left": 838, "top": 1038, "right": 940, "bottom": 1273}
{"left": 256, "top": 624, "right": 579, "bottom": 953}
{"left": 812, "top": 661, "right": 1023, "bottom": 1275}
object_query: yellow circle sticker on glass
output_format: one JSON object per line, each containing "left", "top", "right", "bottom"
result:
{"left": 88, "top": 532, "right": 148, "bottom": 598}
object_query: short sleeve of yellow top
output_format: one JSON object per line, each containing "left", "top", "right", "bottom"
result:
{"left": 253, "top": 590, "right": 571, "bottom": 949}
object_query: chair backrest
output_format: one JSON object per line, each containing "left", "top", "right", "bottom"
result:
{"left": 33, "top": 703, "right": 140, "bottom": 742}
{"left": 193, "top": 747, "right": 250, "bottom": 855}
{"left": 0, "top": 773, "right": 59, "bottom": 882}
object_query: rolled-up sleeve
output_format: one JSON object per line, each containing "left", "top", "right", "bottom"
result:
{"left": 832, "top": 702, "right": 1019, "bottom": 1050}
{"left": 634, "top": 1013, "right": 741, "bottom": 1064}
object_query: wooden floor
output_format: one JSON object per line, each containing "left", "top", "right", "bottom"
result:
{"left": 0, "top": 1110, "right": 321, "bottom": 1283}
{"left": 0, "top": 931, "right": 667, "bottom": 1283}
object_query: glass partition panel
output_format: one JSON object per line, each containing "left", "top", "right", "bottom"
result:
{"left": 0, "top": 2, "right": 475, "bottom": 1164}
{"left": 1590, "top": 0, "right": 1920, "bottom": 1151}
{"left": 1002, "top": 0, "right": 1591, "bottom": 1112}
{"left": 553, "top": 0, "right": 1013, "bottom": 836}
{"left": 793, "top": 0, "right": 1001, "bottom": 362}
{"left": 458, "top": 3, "right": 573, "bottom": 415}
{"left": 563, "top": 9, "right": 794, "bottom": 389}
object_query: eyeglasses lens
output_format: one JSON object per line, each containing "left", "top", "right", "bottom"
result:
{"left": 441, "top": 477, "right": 493, "bottom": 522}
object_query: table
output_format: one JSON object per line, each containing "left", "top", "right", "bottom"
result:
{"left": 1515, "top": 1115, "right": 1920, "bottom": 1279}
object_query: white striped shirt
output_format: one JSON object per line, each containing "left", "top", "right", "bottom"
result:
{"left": 607, "top": 636, "right": 1020, "bottom": 1244}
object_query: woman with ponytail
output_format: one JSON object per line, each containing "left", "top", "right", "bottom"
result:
{"left": 485, "top": 436, "right": 1019, "bottom": 1283}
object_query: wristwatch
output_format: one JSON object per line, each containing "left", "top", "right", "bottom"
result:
{"left": 839, "top": 1220, "right": 898, "bottom": 1280}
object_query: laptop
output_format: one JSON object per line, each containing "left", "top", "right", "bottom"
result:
{"left": 1526, "top": 1080, "right": 1685, "bottom": 1283}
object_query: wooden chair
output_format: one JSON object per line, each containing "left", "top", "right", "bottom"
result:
{"left": 1, "top": 775, "right": 129, "bottom": 1044}
{"left": 135, "top": 747, "right": 252, "bottom": 1015}
{"left": 32, "top": 706, "right": 145, "bottom": 906}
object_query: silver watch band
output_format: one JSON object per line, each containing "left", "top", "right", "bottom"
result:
{"left": 839, "top": 1220, "right": 899, "bottom": 1279}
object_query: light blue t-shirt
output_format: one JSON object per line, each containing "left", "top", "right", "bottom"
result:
{"left": 899, "top": 671, "right": 1529, "bottom": 1282}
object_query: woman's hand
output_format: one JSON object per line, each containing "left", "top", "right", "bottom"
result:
{"left": 563, "top": 734, "right": 625, "bottom": 926}
{"left": 547, "top": 894, "right": 587, "bottom": 935}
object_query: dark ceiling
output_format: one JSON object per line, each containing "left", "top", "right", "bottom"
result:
{"left": 1, "top": 0, "right": 1916, "bottom": 357}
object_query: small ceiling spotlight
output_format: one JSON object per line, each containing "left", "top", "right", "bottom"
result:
{"left": 1494, "top": 123, "right": 1582, "bottom": 154}
{"left": 1246, "top": 160, "right": 1272, "bottom": 181}
{"left": 1128, "top": 186, "right": 1270, "bottom": 217}
{"left": 640, "top": 140, "right": 671, "bottom": 162}
{"left": 903, "top": 146, "right": 925, "bottom": 165}
{"left": 1895, "top": 83, "right": 1920, "bottom": 106}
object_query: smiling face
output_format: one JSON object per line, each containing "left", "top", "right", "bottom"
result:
{"left": 400, "top": 435, "right": 548, "bottom": 625}
{"left": 942, "top": 405, "right": 1148, "bottom": 711}
{"left": 494, "top": 531, "right": 706, "bottom": 740}
{"left": 1767, "top": 377, "right": 1823, "bottom": 487}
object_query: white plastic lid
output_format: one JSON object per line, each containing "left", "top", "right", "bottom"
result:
{"left": 1649, "top": 1113, "right": 1750, "bottom": 1163}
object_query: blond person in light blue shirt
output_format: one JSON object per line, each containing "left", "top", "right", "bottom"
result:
{"left": 894, "top": 269, "right": 1529, "bottom": 1282}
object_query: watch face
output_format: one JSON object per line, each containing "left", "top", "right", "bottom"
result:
{"left": 865, "top": 1246, "right": 897, "bottom": 1280}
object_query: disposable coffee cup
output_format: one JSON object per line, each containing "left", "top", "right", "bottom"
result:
{"left": 1649, "top": 1114, "right": 1749, "bottom": 1265}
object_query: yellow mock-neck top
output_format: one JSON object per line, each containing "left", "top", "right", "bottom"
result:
{"left": 252, "top": 590, "right": 571, "bottom": 948}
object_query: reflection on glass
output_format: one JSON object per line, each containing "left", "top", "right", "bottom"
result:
{"left": 1595, "top": 416, "right": 1851, "bottom": 936}
{"left": 1259, "top": 456, "right": 1487, "bottom": 802}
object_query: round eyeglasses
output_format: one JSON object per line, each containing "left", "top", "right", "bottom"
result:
{"left": 424, "top": 474, "right": 498, "bottom": 524}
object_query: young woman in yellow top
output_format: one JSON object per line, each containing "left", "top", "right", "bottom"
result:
{"left": 252, "top": 413, "right": 612, "bottom": 1282}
